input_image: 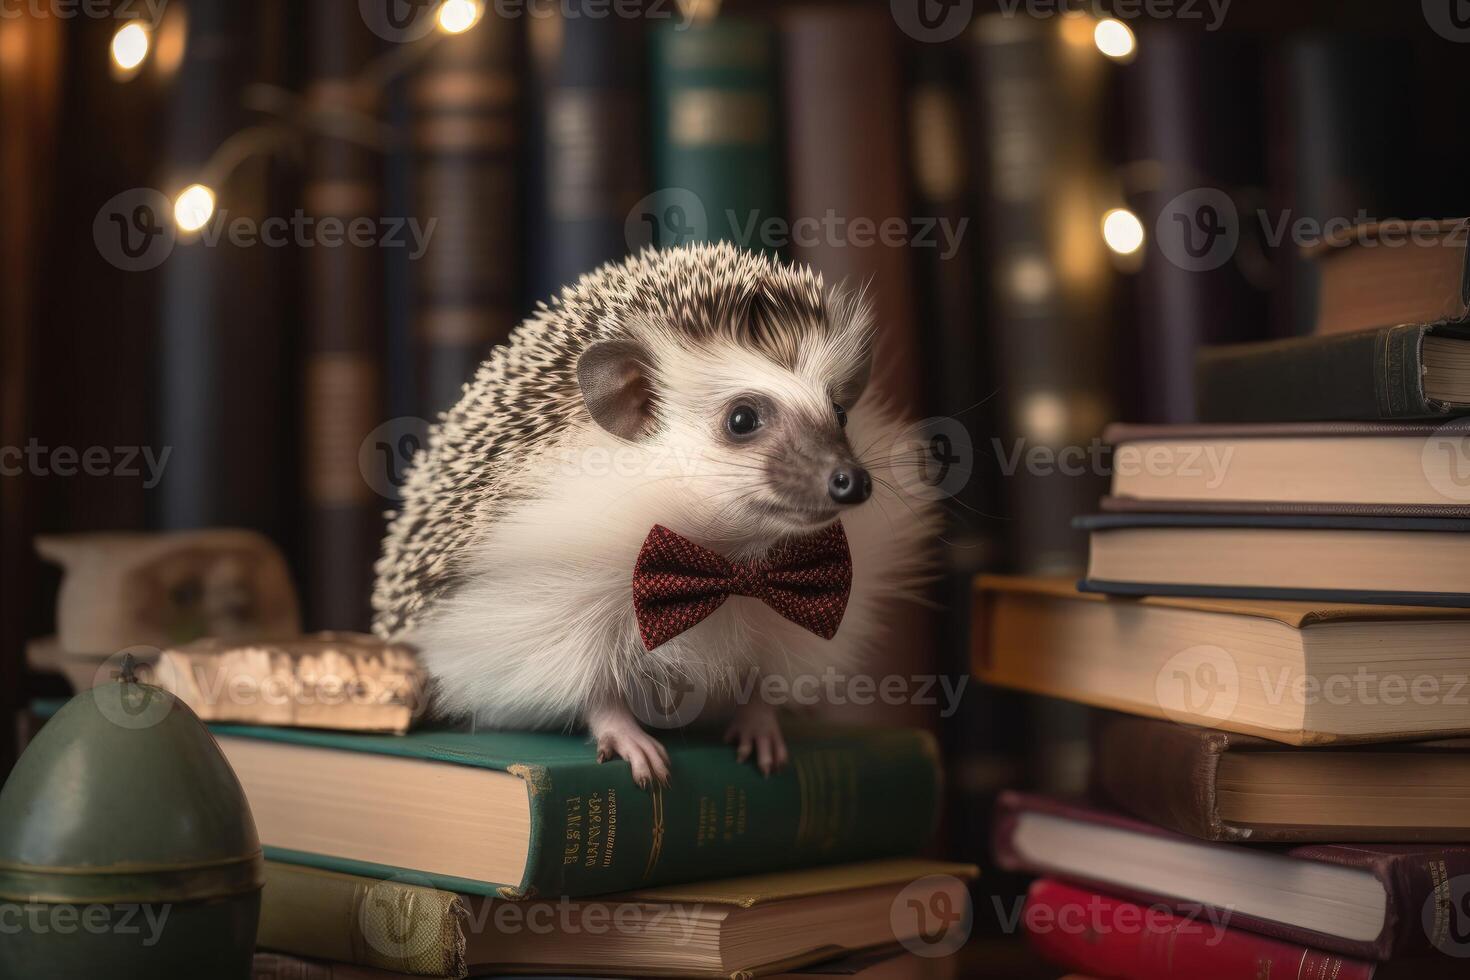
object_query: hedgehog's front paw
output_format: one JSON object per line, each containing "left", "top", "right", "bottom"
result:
{"left": 724, "top": 698, "right": 788, "bottom": 777}
{"left": 587, "top": 702, "right": 671, "bottom": 789}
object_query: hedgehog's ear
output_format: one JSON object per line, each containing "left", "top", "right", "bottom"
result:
{"left": 828, "top": 282, "right": 875, "bottom": 408}
{"left": 577, "top": 339, "right": 656, "bottom": 441}
{"left": 832, "top": 354, "right": 871, "bottom": 410}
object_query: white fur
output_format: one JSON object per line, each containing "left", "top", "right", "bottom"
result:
{"left": 409, "top": 336, "right": 940, "bottom": 731}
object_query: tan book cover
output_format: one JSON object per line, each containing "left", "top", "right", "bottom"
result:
{"left": 623, "top": 857, "right": 978, "bottom": 908}
{"left": 973, "top": 575, "right": 1470, "bottom": 745}
{"left": 259, "top": 859, "right": 978, "bottom": 980}
{"left": 1310, "top": 218, "right": 1470, "bottom": 336}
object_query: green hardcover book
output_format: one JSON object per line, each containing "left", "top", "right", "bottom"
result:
{"left": 212, "top": 724, "right": 940, "bottom": 901}
{"left": 646, "top": 18, "right": 782, "bottom": 251}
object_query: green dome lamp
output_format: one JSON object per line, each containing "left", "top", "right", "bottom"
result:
{"left": 0, "top": 654, "right": 264, "bottom": 979}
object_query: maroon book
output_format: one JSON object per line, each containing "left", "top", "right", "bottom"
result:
{"left": 1088, "top": 712, "right": 1470, "bottom": 844}
{"left": 994, "top": 791, "right": 1470, "bottom": 961}
{"left": 1025, "top": 879, "right": 1377, "bottom": 980}
{"left": 1024, "top": 879, "right": 1465, "bottom": 979}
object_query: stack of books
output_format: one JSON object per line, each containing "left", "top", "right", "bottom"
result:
{"left": 972, "top": 222, "right": 1470, "bottom": 978}
{"left": 217, "top": 721, "right": 974, "bottom": 979}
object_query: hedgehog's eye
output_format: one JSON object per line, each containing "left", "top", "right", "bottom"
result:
{"left": 726, "top": 404, "right": 761, "bottom": 437}
{"left": 833, "top": 403, "right": 848, "bottom": 428}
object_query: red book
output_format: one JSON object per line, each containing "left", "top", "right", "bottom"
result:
{"left": 1024, "top": 879, "right": 1375, "bottom": 980}
{"left": 994, "top": 791, "right": 1470, "bottom": 960}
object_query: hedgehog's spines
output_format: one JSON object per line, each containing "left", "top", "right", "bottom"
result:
{"left": 371, "top": 242, "right": 864, "bottom": 639}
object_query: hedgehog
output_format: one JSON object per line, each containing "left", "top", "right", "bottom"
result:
{"left": 372, "top": 242, "right": 938, "bottom": 787}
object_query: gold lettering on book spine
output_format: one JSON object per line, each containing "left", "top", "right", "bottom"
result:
{"left": 563, "top": 796, "right": 583, "bottom": 867}
{"left": 794, "top": 750, "right": 859, "bottom": 851}
{"left": 642, "top": 783, "right": 666, "bottom": 879}
{"left": 602, "top": 789, "right": 618, "bottom": 869}
{"left": 584, "top": 793, "right": 605, "bottom": 869}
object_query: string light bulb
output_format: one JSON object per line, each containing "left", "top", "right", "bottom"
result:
{"left": 436, "top": 0, "right": 482, "bottom": 34}
{"left": 1101, "top": 208, "right": 1145, "bottom": 255}
{"left": 174, "top": 184, "right": 216, "bottom": 233}
{"left": 1093, "top": 18, "right": 1136, "bottom": 61}
{"left": 110, "top": 22, "right": 150, "bottom": 73}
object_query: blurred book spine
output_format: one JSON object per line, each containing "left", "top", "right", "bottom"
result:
{"left": 1268, "top": 37, "right": 1415, "bottom": 336}
{"left": 526, "top": 0, "right": 648, "bottom": 300}
{"left": 303, "top": 1, "right": 385, "bottom": 631}
{"left": 1124, "top": 28, "right": 1271, "bottom": 421}
{"left": 382, "top": 74, "right": 416, "bottom": 423}
{"left": 648, "top": 17, "right": 781, "bottom": 250}
{"left": 970, "top": 12, "right": 1115, "bottom": 576}
{"left": 782, "top": 5, "right": 921, "bottom": 405}
{"left": 0, "top": 10, "right": 63, "bottom": 774}
{"left": 906, "top": 33, "right": 1023, "bottom": 908}
{"left": 411, "top": 15, "right": 523, "bottom": 416}
{"left": 907, "top": 38, "right": 993, "bottom": 570}
{"left": 971, "top": 13, "right": 1116, "bottom": 794}
{"left": 158, "top": 1, "right": 296, "bottom": 541}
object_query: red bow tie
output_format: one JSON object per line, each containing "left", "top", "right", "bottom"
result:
{"left": 631, "top": 522, "right": 853, "bottom": 650}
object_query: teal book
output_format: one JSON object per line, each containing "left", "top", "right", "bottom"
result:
{"left": 646, "top": 18, "right": 782, "bottom": 251}
{"left": 210, "top": 723, "right": 940, "bottom": 900}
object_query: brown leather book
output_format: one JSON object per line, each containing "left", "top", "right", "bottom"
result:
{"left": 1089, "top": 712, "right": 1470, "bottom": 843}
{"left": 1311, "top": 218, "right": 1470, "bottom": 336}
{"left": 782, "top": 5, "right": 920, "bottom": 406}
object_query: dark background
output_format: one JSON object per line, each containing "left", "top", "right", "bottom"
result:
{"left": 4, "top": 0, "right": 1469, "bottom": 939}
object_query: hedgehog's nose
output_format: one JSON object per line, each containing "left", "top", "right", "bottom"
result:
{"left": 828, "top": 465, "right": 872, "bottom": 505}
